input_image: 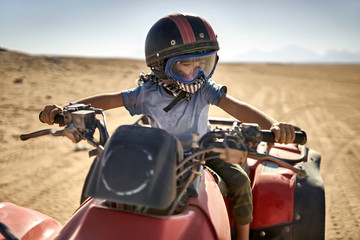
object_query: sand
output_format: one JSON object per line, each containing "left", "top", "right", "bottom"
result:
{"left": 1, "top": 50, "right": 359, "bottom": 239}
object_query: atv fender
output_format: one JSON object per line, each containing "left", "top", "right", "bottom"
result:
{"left": 0, "top": 202, "right": 62, "bottom": 240}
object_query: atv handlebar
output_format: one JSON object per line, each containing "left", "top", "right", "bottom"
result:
{"left": 22, "top": 107, "right": 309, "bottom": 178}
{"left": 207, "top": 117, "right": 307, "bottom": 145}
{"left": 261, "top": 130, "right": 307, "bottom": 145}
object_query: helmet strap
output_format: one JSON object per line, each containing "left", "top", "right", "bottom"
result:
{"left": 163, "top": 91, "right": 188, "bottom": 112}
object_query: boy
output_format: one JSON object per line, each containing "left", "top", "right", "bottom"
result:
{"left": 40, "top": 13, "right": 295, "bottom": 240}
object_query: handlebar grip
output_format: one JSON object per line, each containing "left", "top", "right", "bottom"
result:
{"left": 54, "top": 114, "right": 65, "bottom": 125}
{"left": 261, "top": 130, "right": 307, "bottom": 145}
{"left": 39, "top": 111, "right": 65, "bottom": 126}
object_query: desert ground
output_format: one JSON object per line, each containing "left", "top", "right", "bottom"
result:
{"left": 0, "top": 50, "right": 359, "bottom": 239}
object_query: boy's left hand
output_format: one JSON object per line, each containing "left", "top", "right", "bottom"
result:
{"left": 270, "top": 122, "right": 295, "bottom": 144}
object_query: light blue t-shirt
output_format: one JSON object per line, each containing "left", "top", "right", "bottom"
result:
{"left": 121, "top": 79, "right": 226, "bottom": 145}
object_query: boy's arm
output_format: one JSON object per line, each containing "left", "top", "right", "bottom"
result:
{"left": 75, "top": 92, "right": 124, "bottom": 110}
{"left": 218, "top": 94, "right": 275, "bottom": 129}
{"left": 218, "top": 94, "right": 295, "bottom": 143}
{"left": 40, "top": 92, "right": 124, "bottom": 125}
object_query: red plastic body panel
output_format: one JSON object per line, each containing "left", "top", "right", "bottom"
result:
{"left": 0, "top": 202, "right": 62, "bottom": 240}
{"left": 56, "top": 169, "right": 231, "bottom": 240}
{"left": 269, "top": 144, "right": 305, "bottom": 160}
{"left": 249, "top": 145, "right": 299, "bottom": 229}
{"left": 187, "top": 169, "right": 231, "bottom": 239}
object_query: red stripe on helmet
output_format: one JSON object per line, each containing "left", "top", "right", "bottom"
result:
{"left": 201, "top": 17, "right": 217, "bottom": 40}
{"left": 168, "top": 14, "right": 196, "bottom": 44}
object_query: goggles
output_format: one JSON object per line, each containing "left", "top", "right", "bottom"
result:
{"left": 165, "top": 51, "right": 218, "bottom": 84}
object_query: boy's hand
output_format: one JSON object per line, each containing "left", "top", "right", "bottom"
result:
{"left": 270, "top": 122, "right": 295, "bottom": 144}
{"left": 39, "top": 104, "right": 63, "bottom": 125}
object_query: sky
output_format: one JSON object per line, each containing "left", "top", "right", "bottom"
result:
{"left": 1, "top": 0, "right": 360, "bottom": 62}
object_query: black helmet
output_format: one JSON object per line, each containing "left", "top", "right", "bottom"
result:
{"left": 145, "top": 13, "right": 219, "bottom": 67}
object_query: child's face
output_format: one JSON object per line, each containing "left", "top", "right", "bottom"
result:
{"left": 174, "top": 60, "right": 206, "bottom": 80}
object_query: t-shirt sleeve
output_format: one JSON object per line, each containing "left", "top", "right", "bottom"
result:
{"left": 121, "top": 86, "right": 143, "bottom": 116}
{"left": 202, "top": 79, "right": 227, "bottom": 106}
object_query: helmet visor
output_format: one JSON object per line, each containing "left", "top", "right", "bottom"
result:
{"left": 165, "top": 51, "right": 218, "bottom": 84}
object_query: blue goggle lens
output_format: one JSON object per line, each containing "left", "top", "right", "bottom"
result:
{"left": 165, "top": 51, "right": 218, "bottom": 84}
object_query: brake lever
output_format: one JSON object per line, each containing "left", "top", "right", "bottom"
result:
{"left": 20, "top": 129, "right": 65, "bottom": 141}
{"left": 20, "top": 124, "right": 82, "bottom": 143}
{"left": 248, "top": 150, "right": 307, "bottom": 178}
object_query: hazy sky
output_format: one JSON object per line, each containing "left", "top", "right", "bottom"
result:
{"left": 1, "top": 0, "right": 359, "bottom": 62}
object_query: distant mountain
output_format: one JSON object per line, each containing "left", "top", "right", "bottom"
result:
{"left": 234, "top": 45, "right": 360, "bottom": 63}
{"left": 321, "top": 49, "right": 360, "bottom": 63}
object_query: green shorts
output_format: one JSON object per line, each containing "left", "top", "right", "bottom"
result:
{"left": 206, "top": 156, "right": 253, "bottom": 225}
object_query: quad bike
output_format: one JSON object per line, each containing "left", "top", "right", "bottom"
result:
{"left": 0, "top": 104, "right": 325, "bottom": 240}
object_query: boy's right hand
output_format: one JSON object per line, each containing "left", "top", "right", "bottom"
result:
{"left": 39, "top": 104, "right": 63, "bottom": 125}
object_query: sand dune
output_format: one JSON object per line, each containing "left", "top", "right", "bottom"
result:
{"left": 1, "top": 50, "right": 360, "bottom": 239}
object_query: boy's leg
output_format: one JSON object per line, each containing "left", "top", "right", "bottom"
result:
{"left": 206, "top": 157, "right": 253, "bottom": 238}
{"left": 236, "top": 224, "right": 249, "bottom": 240}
